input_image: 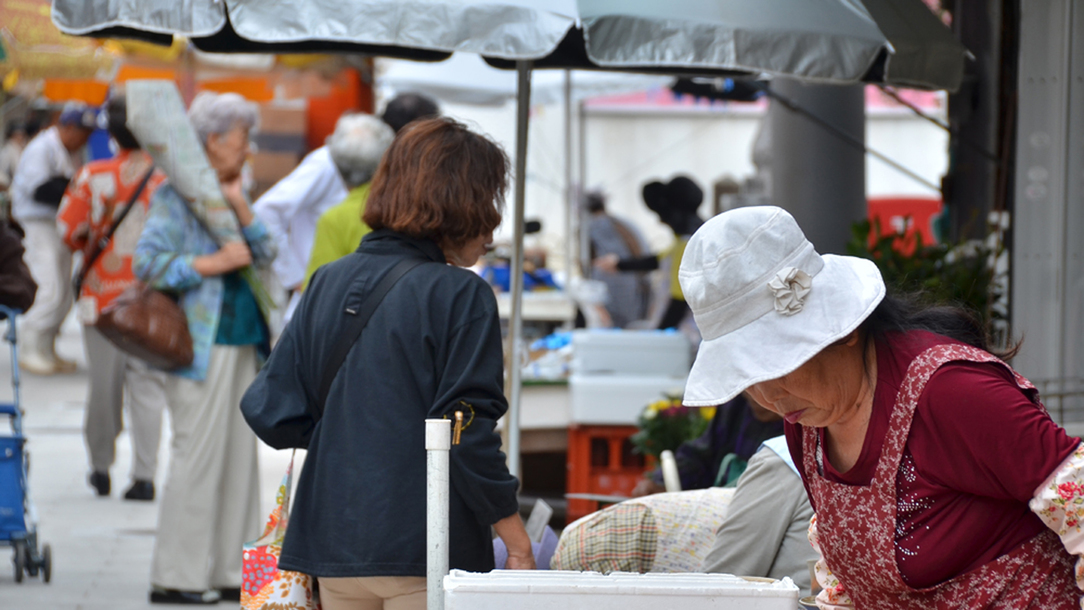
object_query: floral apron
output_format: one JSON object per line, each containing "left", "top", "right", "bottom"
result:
{"left": 803, "top": 343, "right": 1078, "bottom": 608}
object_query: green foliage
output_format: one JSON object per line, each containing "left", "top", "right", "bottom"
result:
{"left": 846, "top": 218, "right": 1004, "bottom": 325}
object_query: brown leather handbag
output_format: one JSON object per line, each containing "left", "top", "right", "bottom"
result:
{"left": 96, "top": 254, "right": 194, "bottom": 370}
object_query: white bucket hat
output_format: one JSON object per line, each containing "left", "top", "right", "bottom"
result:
{"left": 680, "top": 206, "right": 886, "bottom": 406}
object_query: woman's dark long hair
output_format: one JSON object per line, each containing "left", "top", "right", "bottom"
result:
{"left": 860, "top": 290, "right": 1018, "bottom": 360}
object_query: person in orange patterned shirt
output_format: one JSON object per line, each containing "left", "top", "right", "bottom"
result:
{"left": 56, "top": 95, "right": 167, "bottom": 502}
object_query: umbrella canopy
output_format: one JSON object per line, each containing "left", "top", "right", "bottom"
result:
{"left": 52, "top": 0, "right": 966, "bottom": 90}
{"left": 51, "top": 0, "right": 967, "bottom": 482}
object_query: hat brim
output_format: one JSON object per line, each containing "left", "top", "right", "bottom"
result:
{"left": 682, "top": 255, "right": 885, "bottom": 407}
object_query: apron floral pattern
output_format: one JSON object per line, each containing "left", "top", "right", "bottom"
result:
{"left": 804, "top": 344, "right": 1079, "bottom": 609}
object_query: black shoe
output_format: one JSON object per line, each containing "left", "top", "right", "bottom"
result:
{"left": 89, "top": 471, "right": 110, "bottom": 497}
{"left": 124, "top": 480, "right": 155, "bottom": 501}
{"left": 217, "top": 587, "right": 241, "bottom": 602}
{"left": 149, "top": 587, "right": 221, "bottom": 605}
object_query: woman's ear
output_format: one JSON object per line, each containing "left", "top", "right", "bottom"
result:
{"left": 830, "top": 329, "right": 861, "bottom": 348}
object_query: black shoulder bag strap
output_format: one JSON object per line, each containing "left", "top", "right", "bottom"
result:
{"left": 313, "top": 256, "right": 427, "bottom": 419}
{"left": 73, "top": 166, "right": 156, "bottom": 296}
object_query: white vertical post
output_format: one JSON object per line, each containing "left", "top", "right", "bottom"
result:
{"left": 660, "top": 450, "right": 682, "bottom": 493}
{"left": 426, "top": 419, "right": 451, "bottom": 610}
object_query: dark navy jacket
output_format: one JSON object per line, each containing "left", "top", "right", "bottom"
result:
{"left": 242, "top": 230, "right": 519, "bottom": 577}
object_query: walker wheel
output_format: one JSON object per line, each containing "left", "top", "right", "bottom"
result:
{"left": 13, "top": 542, "right": 26, "bottom": 583}
{"left": 41, "top": 544, "right": 51, "bottom": 583}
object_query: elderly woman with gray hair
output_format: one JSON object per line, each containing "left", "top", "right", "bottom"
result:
{"left": 133, "top": 91, "right": 276, "bottom": 605}
{"left": 302, "top": 113, "right": 395, "bottom": 289}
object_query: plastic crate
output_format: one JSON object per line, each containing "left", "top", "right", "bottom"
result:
{"left": 566, "top": 425, "right": 652, "bottom": 522}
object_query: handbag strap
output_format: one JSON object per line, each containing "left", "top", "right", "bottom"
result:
{"left": 75, "top": 166, "right": 156, "bottom": 295}
{"left": 314, "top": 256, "right": 427, "bottom": 418}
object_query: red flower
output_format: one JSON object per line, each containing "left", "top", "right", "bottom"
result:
{"left": 1057, "top": 482, "right": 1083, "bottom": 501}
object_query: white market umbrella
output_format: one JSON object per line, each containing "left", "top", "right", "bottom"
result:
{"left": 54, "top": 0, "right": 968, "bottom": 481}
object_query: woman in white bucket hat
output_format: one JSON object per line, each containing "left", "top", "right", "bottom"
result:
{"left": 680, "top": 206, "right": 1084, "bottom": 609}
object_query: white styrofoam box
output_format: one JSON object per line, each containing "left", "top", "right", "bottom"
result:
{"left": 571, "top": 330, "right": 691, "bottom": 377}
{"left": 570, "top": 373, "right": 687, "bottom": 425}
{"left": 444, "top": 570, "right": 800, "bottom": 610}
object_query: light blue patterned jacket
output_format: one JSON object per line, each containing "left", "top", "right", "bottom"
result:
{"left": 133, "top": 183, "right": 277, "bottom": 381}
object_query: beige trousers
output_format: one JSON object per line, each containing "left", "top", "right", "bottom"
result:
{"left": 83, "top": 325, "right": 167, "bottom": 481}
{"left": 318, "top": 576, "right": 427, "bottom": 610}
{"left": 19, "top": 218, "right": 72, "bottom": 360}
{"left": 150, "top": 345, "right": 261, "bottom": 591}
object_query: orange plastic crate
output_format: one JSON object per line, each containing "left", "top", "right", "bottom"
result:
{"left": 566, "top": 425, "right": 653, "bottom": 522}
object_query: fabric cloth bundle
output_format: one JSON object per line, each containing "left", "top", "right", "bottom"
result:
{"left": 242, "top": 455, "right": 319, "bottom": 610}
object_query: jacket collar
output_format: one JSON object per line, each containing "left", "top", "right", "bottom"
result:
{"left": 359, "top": 229, "right": 447, "bottom": 265}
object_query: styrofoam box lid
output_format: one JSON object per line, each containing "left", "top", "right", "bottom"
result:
{"left": 569, "top": 373, "right": 689, "bottom": 425}
{"left": 571, "top": 329, "right": 690, "bottom": 348}
{"left": 444, "top": 570, "right": 800, "bottom": 597}
{"left": 571, "top": 330, "right": 691, "bottom": 376}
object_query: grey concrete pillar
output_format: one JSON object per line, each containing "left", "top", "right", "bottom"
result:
{"left": 769, "top": 79, "right": 866, "bottom": 255}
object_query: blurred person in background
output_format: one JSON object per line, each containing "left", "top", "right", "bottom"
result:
{"left": 379, "top": 92, "right": 440, "bottom": 134}
{"left": 133, "top": 92, "right": 276, "bottom": 605}
{"left": 0, "top": 220, "right": 37, "bottom": 314}
{"left": 596, "top": 176, "right": 705, "bottom": 330}
{"left": 701, "top": 435, "right": 817, "bottom": 592}
{"left": 252, "top": 118, "right": 349, "bottom": 320}
{"left": 243, "top": 118, "right": 534, "bottom": 610}
{"left": 631, "top": 393, "right": 783, "bottom": 497}
{"left": 254, "top": 93, "right": 438, "bottom": 322}
{"left": 301, "top": 94, "right": 440, "bottom": 288}
{"left": 585, "top": 190, "right": 650, "bottom": 329}
{"left": 10, "top": 102, "right": 97, "bottom": 375}
{"left": 56, "top": 95, "right": 168, "bottom": 502}
{"left": 0, "top": 121, "right": 31, "bottom": 195}
{"left": 301, "top": 113, "right": 394, "bottom": 289}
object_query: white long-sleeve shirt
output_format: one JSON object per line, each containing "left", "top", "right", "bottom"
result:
{"left": 253, "top": 146, "right": 347, "bottom": 290}
{"left": 11, "top": 127, "right": 83, "bottom": 222}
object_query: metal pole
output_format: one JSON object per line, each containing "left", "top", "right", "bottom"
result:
{"left": 563, "top": 69, "right": 574, "bottom": 298}
{"left": 507, "top": 60, "right": 532, "bottom": 480}
{"left": 577, "top": 100, "right": 589, "bottom": 276}
{"left": 425, "top": 419, "right": 451, "bottom": 610}
{"left": 769, "top": 79, "right": 866, "bottom": 255}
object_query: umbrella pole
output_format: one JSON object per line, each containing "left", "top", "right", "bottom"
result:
{"left": 564, "top": 69, "right": 574, "bottom": 301}
{"left": 507, "top": 60, "right": 532, "bottom": 481}
{"left": 578, "top": 100, "right": 590, "bottom": 276}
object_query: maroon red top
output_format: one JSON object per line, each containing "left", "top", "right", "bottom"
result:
{"left": 786, "top": 330, "right": 1080, "bottom": 589}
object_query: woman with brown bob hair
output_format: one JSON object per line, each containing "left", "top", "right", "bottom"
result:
{"left": 243, "top": 117, "right": 535, "bottom": 610}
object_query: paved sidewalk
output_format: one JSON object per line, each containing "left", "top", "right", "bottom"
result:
{"left": 0, "top": 317, "right": 295, "bottom": 609}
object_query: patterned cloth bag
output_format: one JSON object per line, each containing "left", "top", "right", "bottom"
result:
{"left": 242, "top": 454, "right": 320, "bottom": 610}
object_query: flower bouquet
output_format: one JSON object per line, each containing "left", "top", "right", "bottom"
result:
{"left": 629, "top": 396, "right": 715, "bottom": 460}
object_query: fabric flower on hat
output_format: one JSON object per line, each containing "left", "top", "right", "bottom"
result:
{"left": 768, "top": 267, "right": 813, "bottom": 316}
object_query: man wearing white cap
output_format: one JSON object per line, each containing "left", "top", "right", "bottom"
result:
{"left": 10, "top": 102, "right": 97, "bottom": 374}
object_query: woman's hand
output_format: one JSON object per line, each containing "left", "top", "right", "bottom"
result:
{"left": 220, "top": 176, "right": 254, "bottom": 227}
{"left": 594, "top": 253, "right": 619, "bottom": 273}
{"left": 493, "top": 512, "right": 536, "bottom": 570}
{"left": 631, "top": 478, "right": 664, "bottom": 497}
{"left": 192, "top": 241, "right": 252, "bottom": 277}
{"left": 505, "top": 550, "right": 537, "bottom": 571}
